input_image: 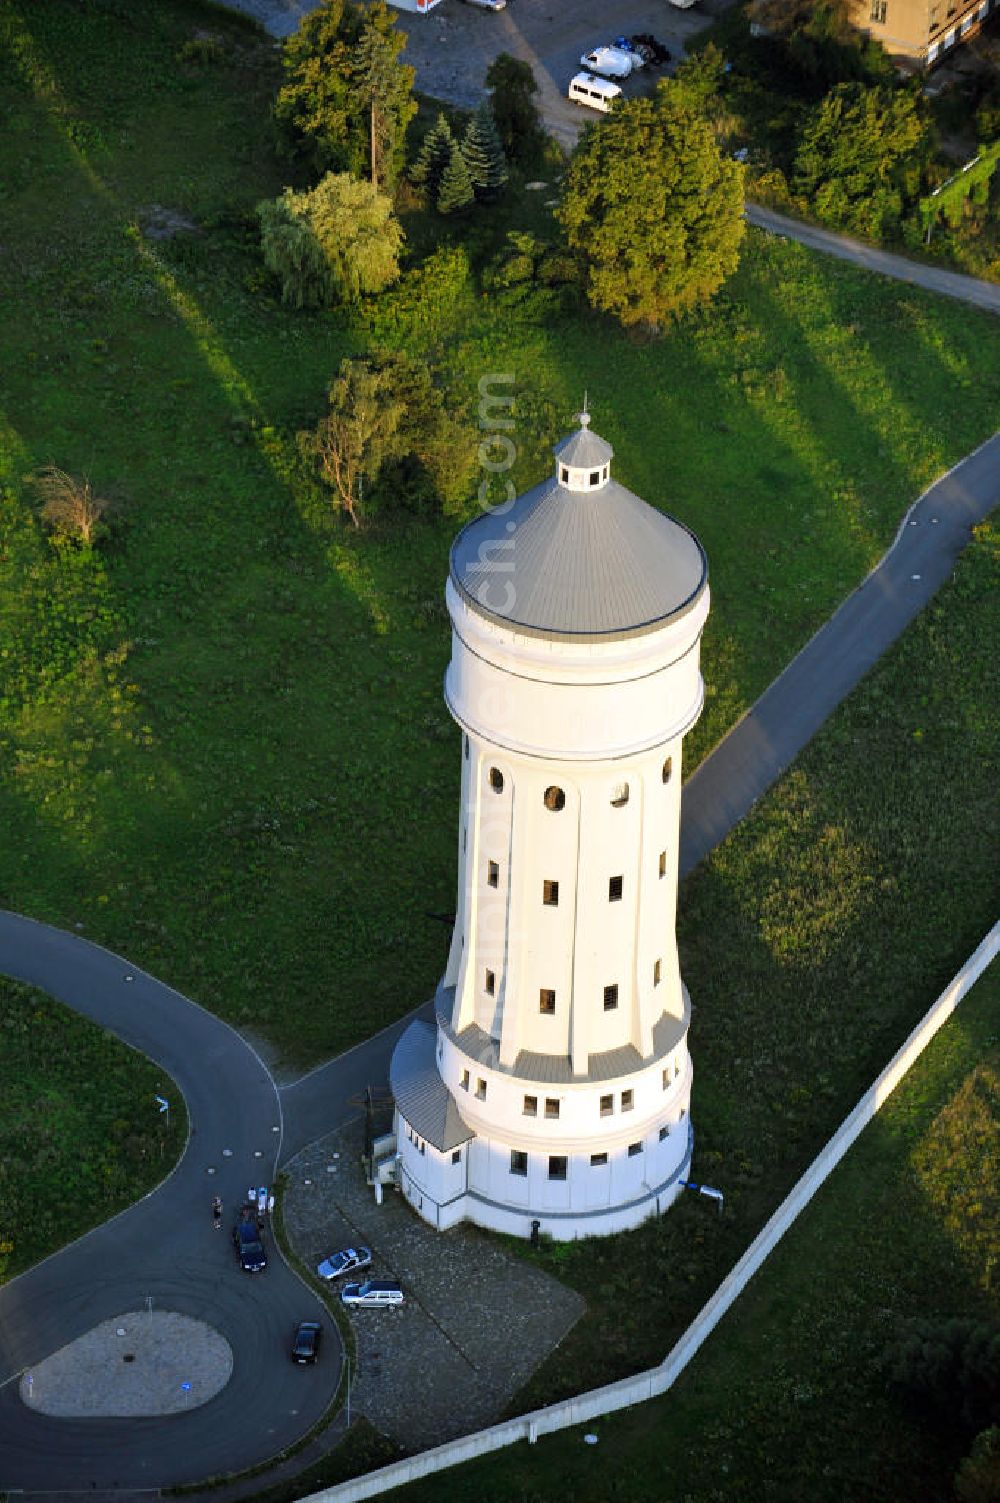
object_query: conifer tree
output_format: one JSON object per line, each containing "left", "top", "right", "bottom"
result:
{"left": 460, "top": 102, "right": 508, "bottom": 198}
{"left": 411, "top": 113, "right": 455, "bottom": 198}
{"left": 436, "top": 139, "right": 475, "bottom": 215}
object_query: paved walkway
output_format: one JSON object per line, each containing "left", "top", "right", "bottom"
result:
{"left": 745, "top": 204, "right": 1000, "bottom": 317}
{"left": 680, "top": 431, "right": 1000, "bottom": 874}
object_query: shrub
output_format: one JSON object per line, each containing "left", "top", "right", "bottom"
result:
{"left": 793, "top": 81, "right": 931, "bottom": 238}
{"left": 31, "top": 466, "right": 117, "bottom": 548}
{"left": 888, "top": 1319, "right": 1000, "bottom": 1436}
{"left": 956, "top": 1428, "right": 1000, "bottom": 1503}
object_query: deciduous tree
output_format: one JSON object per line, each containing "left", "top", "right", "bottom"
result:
{"left": 556, "top": 81, "right": 745, "bottom": 329}
{"left": 307, "top": 359, "right": 408, "bottom": 527}
{"left": 304, "top": 354, "right": 475, "bottom": 525}
{"left": 793, "top": 81, "right": 930, "bottom": 237}
{"left": 275, "top": 0, "right": 415, "bottom": 188}
{"left": 258, "top": 173, "right": 403, "bottom": 308}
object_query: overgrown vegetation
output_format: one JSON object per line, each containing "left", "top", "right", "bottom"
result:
{"left": 0, "top": 977, "right": 186, "bottom": 1283}
{"left": 693, "top": 4, "right": 1000, "bottom": 278}
{"left": 388, "top": 523, "right": 1000, "bottom": 1501}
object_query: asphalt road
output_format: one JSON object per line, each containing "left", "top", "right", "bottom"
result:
{"left": 0, "top": 916, "right": 341, "bottom": 1490}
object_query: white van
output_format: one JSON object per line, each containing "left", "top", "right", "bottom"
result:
{"left": 568, "top": 72, "right": 622, "bottom": 112}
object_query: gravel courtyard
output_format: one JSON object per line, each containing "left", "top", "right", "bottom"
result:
{"left": 282, "top": 1121, "right": 584, "bottom": 1450}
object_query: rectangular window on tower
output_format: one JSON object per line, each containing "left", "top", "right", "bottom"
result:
{"left": 487, "top": 860, "right": 499, "bottom": 888}
{"left": 590, "top": 1152, "right": 608, "bottom": 1167}
{"left": 539, "top": 989, "right": 556, "bottom": 1015}
{"left": 600, "top": 1094, "right": 614, "bottom": 1117}
{"left": 485, "top": 969, "right": 495, "bottom": 996}
{"left": 476, "top": 1078, "right": 487, "bottom": 1101}
{"left": 461, "top": 1069, "right": 470, "bottom": 1092}
{"left": 548, "top": 1155, "right": 568, "bottom": 1180}
{"left": 543, "top": 879, "right": 560, "bottom": 906}
{"left": 653, "top": 958, "right": 661, "bottom": 986}
{"left": 544, "top": 1097, "right": 560, "bottom": 1119}
{"left": 659, "top": 851, "right": 666, "bottom": 879}
{"left": 510, "top": 1150, "right": 528, "bottom": 1177}
{"left": 523, "top": 1094, "right": 538, "bottom": 1117}
{"left": 621, "top": 1089, "right": 634, "bottom": 1112}
{"left": 604, "top": 984, "right": 619, "bottom": 1011}
{"left": 609, "top": 875, "right": 623, "bottom": 902}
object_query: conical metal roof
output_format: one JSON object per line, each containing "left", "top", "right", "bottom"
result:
{"left": 450, "top": 419, "right": 707, "bottom": 643}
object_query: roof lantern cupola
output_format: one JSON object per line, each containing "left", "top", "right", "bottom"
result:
{"left": 554, "top": 408, "right": 614, "bottom": 492}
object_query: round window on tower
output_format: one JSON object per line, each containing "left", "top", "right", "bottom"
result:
{"left": 489, "top": 767, "right": 504, "bottom": 794}
{"left": 544, "top": 786, "right": 565, "bottom": 812}
{"left": 662, "top": 756, "right": 673, "bottom": 784}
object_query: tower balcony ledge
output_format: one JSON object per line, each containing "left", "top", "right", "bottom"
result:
{"left": 435, "top": 982, "right": 689, "bottom": 1086}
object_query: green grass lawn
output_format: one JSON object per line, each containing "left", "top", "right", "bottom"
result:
{"left": 390, "top": 957, "right": 1000, "bottom": 1503}
{"left": 1, "top": 0, "right": 997, "bottom": 1070}
{"left": 455, "top": 514, "right": 996, "bottom": 1420}
{"left": 0, "top": 976, "right": 186, "bottom": 1283}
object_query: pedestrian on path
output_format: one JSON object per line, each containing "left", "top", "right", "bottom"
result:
{"left": 212, "top": 1195, "right": 223, "bottom": 1229}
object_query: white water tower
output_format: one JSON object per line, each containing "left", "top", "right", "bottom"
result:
{"left": 390, "top": 412, "right": 710, "bottom": 1239}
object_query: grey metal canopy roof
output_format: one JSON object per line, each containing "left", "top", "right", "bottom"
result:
{"left": 553, "top": 414, "right": 613, "bottom": 470}
{"left": 390, "top": 1020, "right": 475, "bottom": 1153}
{"left": 450, "top": 419, "right": 707, "bottom": 643}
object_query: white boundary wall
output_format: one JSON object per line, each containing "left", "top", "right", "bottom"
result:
{"left": 310, "top": 923, "right": 999, "bottom": 1503}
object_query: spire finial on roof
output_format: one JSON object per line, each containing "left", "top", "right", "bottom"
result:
{"left": 580, "top": 392, "right": 591, "bottom": 429}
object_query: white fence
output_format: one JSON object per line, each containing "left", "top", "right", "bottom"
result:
{"left": 309, "top": 922, "right": 1000, "bottom": 1503}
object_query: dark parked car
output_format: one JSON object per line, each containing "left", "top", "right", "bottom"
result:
{"left": 232, "top": 1217, "right": 267, "bottom": 1273}
{"left": 291, "top": 1320, "right": 323, "bottom": 1364}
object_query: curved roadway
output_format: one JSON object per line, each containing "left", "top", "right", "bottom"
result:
{"left": 0, "top": 917, "right": 341, "bottom": 1490}
{"left": 0, "top": 434, "right": 997, "bottom": 1489}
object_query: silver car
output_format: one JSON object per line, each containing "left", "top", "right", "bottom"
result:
{"left": 341, "top": 1279, "right": 404, "bottom": 1307}
{"left": 316, "top": 1246, "right": 372, "bottom": 1281}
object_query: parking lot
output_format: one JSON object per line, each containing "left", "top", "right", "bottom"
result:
{"left": 282, "top": 1120, "right": 584, "bottom": 1450}
{"left": 393, "top": 0, "right": 729, "bottom": 145}
{"left": 222, "top": 0, "right": 730, "bottom": 147}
